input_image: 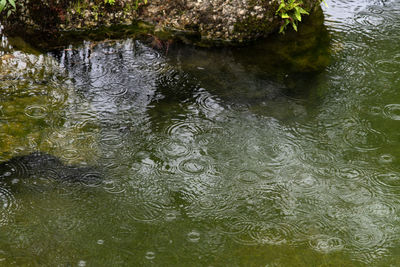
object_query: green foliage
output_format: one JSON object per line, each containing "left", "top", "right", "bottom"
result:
{"left": 135, "top": 0, "right": 148, "bottom": 8}
{"left": 275, "top": 0, "right": 309, "bottom": 34}
{"left": 320, "top": 0, "right": 328, "bottom": 7}
{"left": 0, "top": 0, "right": 16, "bottom": 17}
{"left": 0, "top": 0, "right": 151, "bottom": 18}
{"left": 104, "top": 0, "right": 148, "bottom": 7}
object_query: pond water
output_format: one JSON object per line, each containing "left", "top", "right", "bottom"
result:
{"left": 1, "top": 0, "right": 400, "bottom": 265}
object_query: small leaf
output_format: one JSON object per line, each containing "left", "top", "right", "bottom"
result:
{"left": 298, "top": 7, "right": 309, "bottom": 15}
{"left": 292, "top": 22, "right": 298, "bottom": 31}
{"left": 0, "top": 0, "right": 7, "bottom": 12}
{"left": 276, "top": 2, "right": 285, "bottom": 13}
{"left": 295, "top": 8, "right": 301, "bottom": 21}
{"left": 281, "top": 13, "right": 290, "bottom": 18}
{"left": 283, "top": 20, "right": 290, "bottom": 27}
{"left": 319, "top": 0, "right": 327, "bottom": 7}
{"left": 8, "top": 0, "right": 15, "bottom": 9}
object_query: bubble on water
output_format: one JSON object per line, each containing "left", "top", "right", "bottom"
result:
{"left": 375, "top": 60, "right": 399, "bottom": 74}
{"left": 292, "top": 172, "right": 323, "bottom": 197}
{"left": 351, "top": 227, "right": 387, "bottom": 249}
{"left": 343, "top": 124, "right": 385, "bottom": 152}
{"left": 159, "top": 139, "right": 191, "bottom": 158}
{"left": 103, "top": 83, "right": 128, "bottom": 97}
{"left": 165, "top": 121, "right": 203, "bottom": 141}
{"left": 1, "top": 172, "right": 11, "bottom": 177}
{"left": 374, "top": 172, "right": 400, "bottom": 189}
{"left": 178, "top": 158, "right": 209, "bottom": 175}
{"left": 309, "top": 235, "right": 344, "bottom": 253}
{"left": 379, "top": 154, "right": 394, "bottom": 164}
{"left": 78, "top": 260, "right": 86, "bottom": 267}
{"left": 250, "top": 223, "right": 293, "bottom": 245}
{"left": 365, "top": 202, "right": 396, "bottom": 217}
{"left": 334, "top": 183, "right": 373, "bottom": 205}
{"left": 127, "top": 201, "right": 164, "bottom": 222}
{"left": 24, "top": 105, "right": 48, "bottom": 119}
{"left": 165, "top": 210, "right": 178, "bottom": 221}
{"left": 97, "top": 239, "right": 104, "bottom": 245}
{"left": 99, "top": 132, "right": 125, "bottom": 147}
{"left": 369, "top": 106, "right": 382, "bottom": 116}
{"left": 234, "top": 170, "right": 262, "bottom": 184}
{"left": 383, "top": 104, "right": 400, "bottom": 121}
{"left": 188, "top": 230, "right": 201, "bottom": 243}
{"left": 145, "top": 251, "right": 156, "bottom": 260}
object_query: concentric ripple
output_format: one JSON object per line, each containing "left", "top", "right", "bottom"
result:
{"left": 234, "top": 170, "right": 262, "bottom": 184}
{"left": 383, "top": 104, "right": 400, "bottom": 121}
{"left": 102, "top": 83, "right": 129, "bottom": 97}
{"left": 24, "top": 105, "right": 48, "bottom": 119}
{"left": 350, "top": 227, "right": 388, "bottom": 251}
{"left": 343, "top": 124, "right": 385, "bottom": 152}
{"left": 375, "top": 60, "right": 399, "bottom": 74}
{"left": 165, "top": 121, "right": 204, "bottom": 141}
{"left": 249, "top": 223, "right": 294, "bottom": 245}
{"left": 292, "top": 172, "right": 323, "bottom": 197}
{"left": 158, "top": 139, "right": 191, "bottom": 159}
{"left": 78, "top": 172, "right": 103, "bottom": 188}
{"left": 0, "top": 187, "right": 17, "bottom": 225}
{"left": 309, "top": 235, "right": 344, "bottom": 253}
{"left": 333, "top": 183, "right": 374, "bottom": 205}
{"left": 2, "top": 2, "right": 400, "bottom": 264}
{"left": 0, "top": 160, "right": 29, "bottom": 179}
{"left": 178, "top": 157, "right": 209, "bottom": 176}
{"left": 354, "top": 12, "right": 387, "bottom": 28}
{"left": 373, "top": 172, "right": 400, "bottom": 189}
{"left": 127, "top": 201, "right": 165, "bottom": 222}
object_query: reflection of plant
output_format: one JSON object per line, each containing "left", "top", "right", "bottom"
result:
{"left": 276, "top": 0, "right": 309, "bottom": 33}
{"left": 0, "top": 0, "right": 16, "bottom": 17}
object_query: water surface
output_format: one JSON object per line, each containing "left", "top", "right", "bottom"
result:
{"left": 1, "top": 0, "right": 400, "bottom": 265}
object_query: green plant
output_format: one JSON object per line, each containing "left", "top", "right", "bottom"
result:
{"left": 104, "top": 0, "right": 148, "bottom": 9}
{"left": 0, "top": 0, "right": 16, "bottom": 17}
{"left": 135, "top": 0, "right": 148, "bottom": 9}
{"left": 276, "top": 0, "right": 309, "bottom": 33}
{"left": 320, "top": 0, "right": 328, "bottom": 7}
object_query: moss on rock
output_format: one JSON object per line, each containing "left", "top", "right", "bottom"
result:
{"left": 1, "top": 0, "right": 323, "bottom": 47}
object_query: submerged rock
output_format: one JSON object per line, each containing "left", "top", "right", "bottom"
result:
{"left": 0, "top": 152, "right": 102, "bottom": 185}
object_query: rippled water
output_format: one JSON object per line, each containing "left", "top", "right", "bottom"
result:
{"left": 1, "top": 0, "right": 400, "bottom": 265}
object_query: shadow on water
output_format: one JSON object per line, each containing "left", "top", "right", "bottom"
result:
{"left": 0, "top": 152, "right": 103, "bottom": 189}
{"left": 148, "top": 8, "right": 330, "bottom": 123}
{"left": 165, "top": 7, "right": 330, "bottom": 97}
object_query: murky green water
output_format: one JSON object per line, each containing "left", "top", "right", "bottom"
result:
{"left": 1, "top": 0, "right": 400, "bottom": 266}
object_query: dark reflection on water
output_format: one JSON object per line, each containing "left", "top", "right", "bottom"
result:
{"left": 1, "top": 0, "right": 400, "bottom": 265}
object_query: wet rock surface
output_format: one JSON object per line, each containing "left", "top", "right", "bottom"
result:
{"left": 2, "top": 0, "right": 321, "bottom": 45}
